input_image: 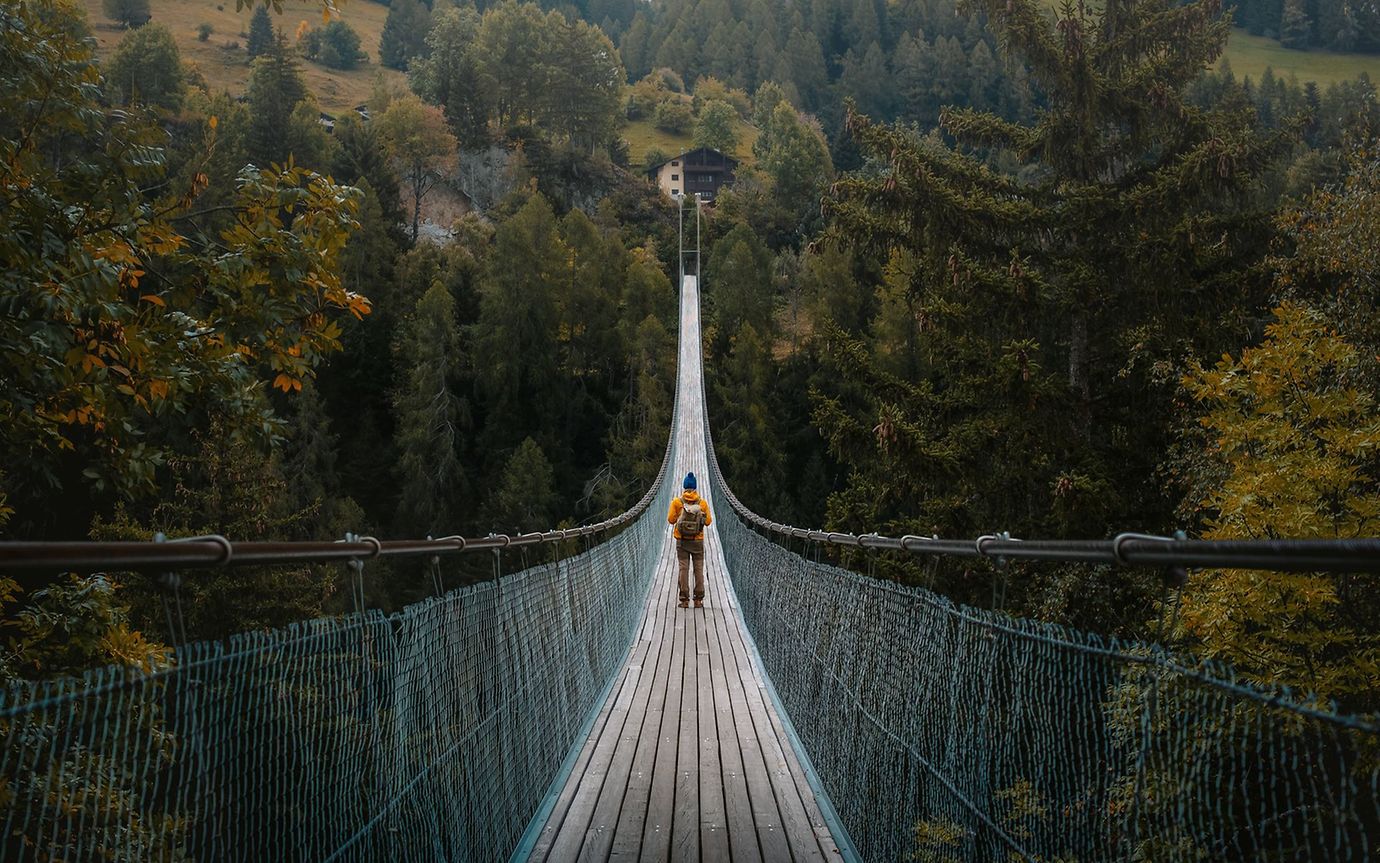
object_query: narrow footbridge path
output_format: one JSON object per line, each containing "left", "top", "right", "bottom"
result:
{"left": 519, "top": 276, "right": 847, "bottom": 862}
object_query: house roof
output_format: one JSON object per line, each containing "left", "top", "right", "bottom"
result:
{"left": 645, "top": 146, "right": 739, "bottom": 177}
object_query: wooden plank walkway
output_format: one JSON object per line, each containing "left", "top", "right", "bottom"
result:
{"left": 523, "top": 277, "right": 846, "bottom": 863}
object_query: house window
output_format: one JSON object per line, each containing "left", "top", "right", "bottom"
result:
{"left": 671, "top": 174, "right": 679, "bottom": 181}
{"left": 671, "top": 160, "right": 680, "bottom": 166}
{"left": 671, "top": 188, "right": 679, "bottom": 195}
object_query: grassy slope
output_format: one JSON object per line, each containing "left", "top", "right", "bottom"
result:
{"left": 81, "top": 0, "right": 405, "bottom": 114}
{"left": 1220, "top": 28, "right": 1380, "bottom": 86}
{"left": 624, "top": 117, "right": 760, "bottom": 169}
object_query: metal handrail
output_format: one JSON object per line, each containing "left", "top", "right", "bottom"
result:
{"left": 0, "top": 419, "right": 676, "bottom": 576}
{"left": 703, "top": 423, "right": 1380, "bottom": 575}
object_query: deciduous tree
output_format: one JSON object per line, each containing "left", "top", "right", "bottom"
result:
{"left": 377, "top": 93, "right": 458, "bottom": 242}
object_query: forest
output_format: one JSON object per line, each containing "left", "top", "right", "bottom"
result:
{"left": 1, "top": 0, "right": 1378, "bottom": 728}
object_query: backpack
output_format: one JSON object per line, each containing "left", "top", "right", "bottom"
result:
{"left": 676, "top": 500, "right": 705, "bottom": 536}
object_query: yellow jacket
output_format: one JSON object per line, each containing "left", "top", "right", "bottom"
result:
{"left": 667, "top": 490, "right": 712, "bottom": 540}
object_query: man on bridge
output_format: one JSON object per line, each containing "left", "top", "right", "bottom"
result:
{"left": 668, "top": 472, "right": 713, "bottom": 608}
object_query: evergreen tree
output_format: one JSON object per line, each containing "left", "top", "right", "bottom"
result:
{"left": 756, "top": 101, "right": 834, "bottom": 229}
{"left": 704, "top": 223, "right": 774, "bottom": 354}
{"left": 490, "top": 438, "right": 557, "bottom": 532}
{"left": 1280, "top": 0, "right": 1312, "bottom": 48}
{"left": 379, "top": 0, "right": 432, "bottom": 71}
{"left": 393, "top": 281, "right": 468, "bottom": 535}
{"left": 245, "top": 35, "right": 307, "bottom": 166}
{"left": 246, "top": 5, "right": 274, "bottom": 58}
{"left": 101, "top": 0, "right": 148, "bottom": 28}
{"left": 784, "top": 28, "right": 828, "bottom": 110}
{"left": 817, "top": 0, "right": 1288, "bottom": 590}
{"left": 410, "top": 6, "right": 491, "bottom": 146}
{"left": 331, "top": 115, "right": 406, "bottom": 243}
{"left": 476, "top": 195, "right": 565, "bottom": 457}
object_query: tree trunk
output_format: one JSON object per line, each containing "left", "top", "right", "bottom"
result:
{"left": 412, "top": 170, "right": 422, "bottom": 244}
{"left": 1069, "top": 307, "right": 1091, "bottom": 440}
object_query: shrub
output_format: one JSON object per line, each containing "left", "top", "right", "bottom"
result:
{"left": 102, "top": 0, "right": 150, "bottom": 28}
{"left": 316, "top": 20, "right": 364, "bottom": 70}
{"left": 653, "top": 99, "right": 693, "bottom": 135}
{"left": 644, "top": 147, "right": 669, "bottom": 172}
{"left": 197, "top": 22, "right": 212, "bottom": 41}
{"left": 653, "top": 66, "right": 685, "bottom": 93}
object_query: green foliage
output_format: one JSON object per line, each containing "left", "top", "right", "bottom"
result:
{"left": 490, "top": 437, "right": 557, "bottom": 532}
{"left": 101, "top": 0, "right": 149, "bottom": 28}
{"left": 412, "top": 1, "right": 624, "bottom": 152}
{"left": 245, "top": 34, "right": 308, "bottom": 165}
{"left": 654, "top": 99, "right": 693, "bottom": 134}
{"left": 393, "top": 281, "right": 468, "bottom": 534}
{"left": 197, "top": 22, "right": 213, "bottom": 41}
{"left": 0, "top": 574, "right": 176, "bottom": 858}
{"left": 377, "top": 93, "right": 458, "bottom": 242}
{"left": 753, "top": 101, "right": 833, "bottom": 231}
{"left": 1280, "top": 0, "right": 1312, "bottom": 49}
{"left": 704, "top": 223, "right": 773, "bottom": 353}
{"left": 643, "top": 146, "right": 669, "bottom": 172}
{"left": 693, "top": 99, "right": 738, "bottom": 155}
{"left": 379, "top": 0, "right": 431, "bottom": 71}
{"left": 246, "top": 4, "right": 274, "bottom": 58}
{"left": 409, "top": 6, "right": 489, "bottom": 145}
{"left": 314, "top": 20, "right": 365, "bottom": 70}
{"left": 0, "top": 0, "right": 367, "bottom": 526}
{"left": 105, "top": 22, "right": 185, "bottom": 111}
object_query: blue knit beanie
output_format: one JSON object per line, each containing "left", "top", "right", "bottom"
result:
{"left": 683, "top": 472, "right": 697, "bottom": 490}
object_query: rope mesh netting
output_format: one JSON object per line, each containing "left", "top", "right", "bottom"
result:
{"left": 708, "top": 458, "right": 1380, "bottom": 861}
{"left": 0, "top": 471, "right": 675, "bottom": 861}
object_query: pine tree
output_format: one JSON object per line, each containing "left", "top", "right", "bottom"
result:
{"left": 246, "top": 5, "right": 274, "bottom": 58}
{"left": 1280, "top": 0, "right": 1312, "bottom": 48}
{"left": 476, "top": 195, "right": 565, "bottom": 456}
{"left": 410, "top": 7, "right": 490, "bottom": 146}
{"left": 490, "top": 438, "right": 557, "bottom": 533}
{"left": 378, "top": 0, "right": 431, "bottom": 70}
{"left": 101, "top": 0, "right": 149, "bottom": 28}
{"left": 245, "top": 34, "right": 307, "bottom": 165}
{"left": 393, "top": 281, "right": 468, "bottom": 535}
{"left": 817, "top": 0, "right": 1289, "bottom": 582}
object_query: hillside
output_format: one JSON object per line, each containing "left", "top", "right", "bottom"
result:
{"left": 624, "top": 116, "right": 760, "bottom": 169}
{"left": 81, "top": 0, "right": 405, "bottom": 114}
{"left": 1221, "top": 27, "right": 1380, "bottom": 85}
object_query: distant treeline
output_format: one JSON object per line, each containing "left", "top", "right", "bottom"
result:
{"left": 1228, "top": 0, "right": 1380, "bottom": 52}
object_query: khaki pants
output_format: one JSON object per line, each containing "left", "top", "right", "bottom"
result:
{"left": 676, "top": 538, "right": 705, "bottom": 602}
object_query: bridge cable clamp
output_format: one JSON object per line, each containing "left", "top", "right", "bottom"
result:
{"left": 170, "top": 533, "right": 234, "bottom": 566}
{"left": 1111, "top": 532, "right": 1173, "bottom": 568}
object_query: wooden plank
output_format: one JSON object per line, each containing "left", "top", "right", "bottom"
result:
{"left": 639, "top": 545, "right": 688, "bottom": 863}
{"left": 524, "top": 615, "right": 629, "bottom": 856}
{"left": 541, "top": 616, "right": 655, "bottom": 860}
{"left": 701, "top": 571, "right": 762, "bottom": 862}
{"left": 695, "top": 582, "right": 731, "bottom": 861}
{"left": 611, "top": 550, "right": 680, "bottom": 861}
{"left": 714, "top": 553, "right": 843, "bottom": 862}
{"left": 670, "top": 581, "right": 700, "bottom": 863}
{"left": 579, "top": 548, "right": 679, "bottom": 861}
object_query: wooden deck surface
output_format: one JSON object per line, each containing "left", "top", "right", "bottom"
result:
{"left": 523, "top": 277, "right": 845, "bottom": 863}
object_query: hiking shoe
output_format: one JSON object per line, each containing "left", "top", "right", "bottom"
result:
{"left": 693, "top": 599, "right": 704, "bottom": 608}
{"left": 678, "top": 599, "right": 689, "bottom": 608}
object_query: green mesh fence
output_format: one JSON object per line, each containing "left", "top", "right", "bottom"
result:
{"left": 0, "top": 476, "right": 675, "bottom": 861}
{"left": 708, "top": 463, "right": 1380, "bottom": 861}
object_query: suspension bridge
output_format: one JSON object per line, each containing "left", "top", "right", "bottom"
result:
{"left": 1, "top": 267, "right": 1379, "bottom": 862}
